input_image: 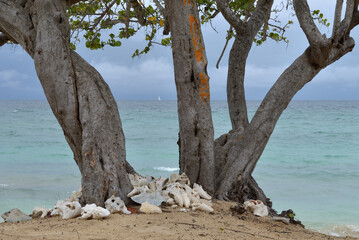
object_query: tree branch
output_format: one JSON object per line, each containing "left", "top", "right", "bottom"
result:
{"left": 248, "top": 0, "right": 274, "bottom": 32}
{"left": 129, "top": 0, "right": 146, "bottom": 26}
{"left": 89, "top": 0, "right": 117, "bottom": 31}
{"left": 125, "top": 0, "right": 131, "bottom": 38}
{"left": 338, "top": 0, "right": 355, "bottom": 38}
{"left": 153, "top": 0, "right": 170, "bottom": 34}
{"left": 0, "top": 0, "right": 36, "bottom": 56}
{"left": 215, "top": 0, "right": 244, "bottom": 31}
{"left": 293, "top": 0, "right": 325, "bottom": 45}
{"left": 332, "top": 0, "right": 343, "bottom": 39}
{"left": 349, "top": 8, "right": 359, "bottom": 30}
{"left": 153, "top": 0, "right": 165, "bottom": 13}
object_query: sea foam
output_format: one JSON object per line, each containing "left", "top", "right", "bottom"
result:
{"left": 320, "top": 224, "right": 359, "bottom": 238}
{"left": 153, "top": 167, "right": 179, "bottom": 172}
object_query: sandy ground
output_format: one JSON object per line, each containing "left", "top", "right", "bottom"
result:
{"left": 0, "top": 201, "right": 357, "bottom": 240}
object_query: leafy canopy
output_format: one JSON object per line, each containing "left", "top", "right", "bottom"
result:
{"left": 67, "top": 0, "right": 328, "bottom": 56}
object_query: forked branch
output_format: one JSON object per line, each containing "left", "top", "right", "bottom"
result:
{"left": 215, "top": 0, "right": 244, "bottom": 31}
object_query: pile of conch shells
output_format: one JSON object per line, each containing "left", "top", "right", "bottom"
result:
{"left": 128, "top": 173, "right": 214, "bottom": 212}
{"left": 243, "top": 200, "right": 269, "bottom": 217}
{"left": 30, "top": 172, "right": 214, "bottom": 219}
{"left": 32, "top": 188, "right": 121, "bottom": 220}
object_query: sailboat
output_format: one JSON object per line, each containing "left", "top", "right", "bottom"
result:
{"left": 158, "top": 96, "right": 161, "bottom": 101}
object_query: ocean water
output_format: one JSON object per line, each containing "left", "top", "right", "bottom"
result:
{"left": 0, "top": 100, "right": 358, "bottom": 237}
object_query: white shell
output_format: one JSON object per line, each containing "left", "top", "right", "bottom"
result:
{"left": 193, "top": 183, "right": 212, "bottom": 200}
{"left": 105, "top": 195, "right": 131, "bottom": 214}
{"left": 128, "top": 174, "right": 148, "bottom": 188}
{"left": 31, "top": 207, "right": 51, "bottom": 218}
{"left": 155, "top": 177, "right": 169, "bottom": 190}
{"left": 139, "top": 202, "right": 162, "bottom": 214}
{"left": 192, "top": 202, "right": 214, "bottom": 212}
{"left": 148, "top": 181, "right": 157, "bottom": 192}
{"left": 243, "top": 200, "right": 268, "bottom": 217}
{"left": 51, "top": 200, "right": 65, "bottom": 216}
{"left": 166, "top": 198, "right": 175, "bottom": 205}
{"left": 168, "top": 188, "right": 183, "bottom": 207}
{"left": 184, "top": 185, "right": 200, "bottom": 204}
{"left": 170, "top": 173, "right": 190, "bottom": 185}
{"left": 61, "top": 201, "right": 82, "bottom": 219}
{"left": 181, "top": 191, "right": 191, "bottom": 209}
{"left": 81, "top": 204, "right": 111, "bottom": 219}
{"left": 127, "top": 185, "right": 150, "bottom": 197}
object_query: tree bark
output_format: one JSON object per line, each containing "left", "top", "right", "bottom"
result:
{"left": 226, "top": 34, "right": 250, "bottom": 131}
{"left": 0, "top": 0, "right": 134, "bottom": 205}
{"left": 165, "top": 0, "right": 216, "bottom": 194}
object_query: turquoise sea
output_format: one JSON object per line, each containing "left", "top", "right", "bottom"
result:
{"left": 0, "top": 100, "right": 358, "bottom": 237}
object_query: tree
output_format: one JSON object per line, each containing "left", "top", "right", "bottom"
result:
{"left": 211, "top": 0, "right": 359, "bottom": 206}
{"left": 164, "top": 0, "right": 216, "bottom": 194}
{"left": 0, "top": 0, "right": 136, "bottom": 206}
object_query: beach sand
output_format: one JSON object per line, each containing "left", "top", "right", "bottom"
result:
{"left": 0, "top": 201, "right": 357, "bottom": 240}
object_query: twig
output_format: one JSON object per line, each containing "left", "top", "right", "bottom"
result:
{"left": 89, "top": 0, "right": 117, "bottom": 31}
{"left": 216, "top": 26, "right": 232, "bottom": 69}
{"left": 175, "top": 222, "right": 201, "bottom": 227}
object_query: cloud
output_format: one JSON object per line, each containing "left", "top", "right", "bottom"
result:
{"left": 211, "top": 63, "right": 359, "bottom": 88}
{"left": 92, "top": 57, "right": 176, "bottom": 99}
{"left": 312, "top": 65, "right": 359, "bottom": 87}
{"left": 0, "top": 70, "right": 27, "bottom": 88}
{"left": 209, "top": 64, "right": 283, "bottom": 88}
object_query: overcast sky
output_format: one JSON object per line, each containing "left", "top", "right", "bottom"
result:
{"left": 0, "top": 0, "right": 358, "bottom": 100}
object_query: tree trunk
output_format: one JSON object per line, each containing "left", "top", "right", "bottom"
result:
{"left": 214, "top": 0, "right": 274, "bottom": 204}
{"left": 0, "top": 0, "right": 133, "bottom": 206}
{"left": 165, "top": 0, "right": 215, "bottom": 194}
{"left": 226, "top": 31, "right": 251, "bottom": 131}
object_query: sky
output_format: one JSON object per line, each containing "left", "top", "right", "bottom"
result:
{"left": 0, "top": 0, "right": 359, "bottom": 100}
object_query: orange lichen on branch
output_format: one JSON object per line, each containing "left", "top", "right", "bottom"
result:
{"left": 89, "top": 151, "right": 96, "bottom": 169}
{"left": 90, "top": 156, "right": 96, "bottom": 169}
{"left": 199, "top": 72, "right": 210, "bottom": 102}
{"left": 188, "top": 14, "right": 205, "bottom": 63}
{"left": 183, "top": 0, "right": 192, "bottom": 6}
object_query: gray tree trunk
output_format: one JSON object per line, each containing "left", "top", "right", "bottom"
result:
{"left": 213, "top": 0, "right": 274, "bottom": 204}
{"left": 165, "top": 0, "right": 216, "bottom": 194}
{"left": 214, "top": 0, "right": 357, "bottom": 207}
{"left": 0, "top": 0, "right": 134, "bottom": 206}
